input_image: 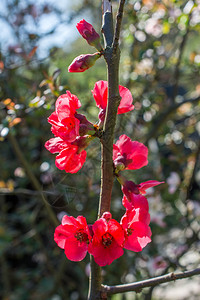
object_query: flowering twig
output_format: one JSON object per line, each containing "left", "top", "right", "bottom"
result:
{"left": 102, "top": 267, "right": 200, "bottom": 295}
{"left": 113, "top": 0, "right": 126, "bottom": 52}
{"left": 88, "top": 1, "right": 126, "bottom": 299}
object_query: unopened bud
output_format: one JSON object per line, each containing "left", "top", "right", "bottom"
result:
{"left": 68, "top": 53, "right": 101, "bottom": 73}
{"left": 76, "top": 19, "right": 102, "bottom": 51}
{"left": 102, "top": 212, "right": 112, "bottom": 221}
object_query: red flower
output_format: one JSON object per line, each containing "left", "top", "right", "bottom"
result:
{"left": 55, "top": 91, "right": 81, "bottom": 119}
{"left": 121, "top": 179, "right": 164, "bottom": 211}
{"left": 121, "top": 208, "right": 152, "bottom": 252}
{"left": 45, "top": 136, "right": 88, "bottom": 174}
{"left": 54, "top": 215, "right": 91, "bottom": 261}
{"left": 68, "top": 53, "right": 101, "bottom": 73}
{"left": 48, "top": 91, "right": 81, "bottom": 142}
{"left": 91, "top": 81, "right": 134, "bottom": 121}
{"left": 122, "top": 194, "right": 149, "bottom": 216}
{"left": 45, "top": 137, "right": 69, "bottom": 154}
{"left": 113, "top": 135, "right": 148, "bottom": 171}
{"left": 48, "top": 112, "right": 80, "bottom": 142}
{"left": 88, "top": 213, "right": 125, "bottom": 266}
{"left": 76, "top": 19, "right": 102, "bottom": 51}
{"left": 55, "top": 143, "right": 87, "bottom": 174}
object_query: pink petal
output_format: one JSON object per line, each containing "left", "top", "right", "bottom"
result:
{"left": 92, "top": 82, "right": 134, "bottom": 115}
{"left": 127, "top": 142, "right": 148, "bottom": 170}
{"left": 54, "top": 224, "right": 76, "bottom": 249}
{"left": 113, "top": 144, "right": 120, "bottom": 161}
{"left": 56, "top": 91, "right": 81, "bottom": 120}
{"left": 92, "top": 218, "right": 107, "bottom": 241}
{"left": 114, "top": 135, "right": 148, "bottom": 170}
{"left": 88, "top": 239, "right": 124, "bottom": 266}
{"left": 45, "top": 137, "right": 68, "bottom": 154}
{"left": 55, "top": 147, "right": 76, "bottom": 170}
{"left": 64, "top": 239, "right": 88, "bottom": 261}
{"left": 108, "top": 220, "right": 125, "bottom": 246}
{"left": 91, "top": 80, "right": 108, "bottom": 110}
{"left": 48, "top": 112, "right": 59, "bottom": 125}
{"left": 124, "top": 222, "right": 151, "bottom": 252}
{"left": 62, "top": 215, "right": 79, "bottom": 226}
{"left": 139, "top": 180, "right": 164, "bottom": 194}
{"left": 64, "top": 149, "right": 87, "bottom": 173}
{"left": 118, "top": 85, "right": 134, "bottom": 114}
{"left": 55, "top": 147, "right": 87, "bottom": 173}
{"left": 122, "top": 194, "right": 149, "bottom": 212}
{"left": 115, "top": 135, "right": 132, "bottom": 153}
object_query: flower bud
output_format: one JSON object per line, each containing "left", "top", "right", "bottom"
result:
{"left": 68, "top": 53, "right": 101, "bottom": 73}
{"left": 102, "top": 212, "right": 112, "bottom": 221}
{"left": 71, "top": 135, "right": 95, "bottom": 153}
{"left": 122, "top": 180, "right": 140, "bottom": 202}
{"left": 75, "top": 113, "right": 95, "bottom": 136}
{"left": 76, "top": 19, "right": 102, "bottom": 51}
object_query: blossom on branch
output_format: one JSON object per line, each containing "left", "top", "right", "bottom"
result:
{"left": 45, "top": 88, "right": 97, "bottom": 173}
{"left": 91, "top": 81, "right": 134, "bottom": 122}
{"left": 122, "top": 193, "right": 149, "bottom": 213}
{"left": 113, "top": 135, "right": 148, "bottom": 172}
{"left": 55, "top": 143, "right": 87, "bottom": 174}
{"left": 45, "top": 137, "right": 87, "bottom": 173}
{"left": 68, "top": 53, "right": 101, "bottom": 73}
{"left": 137, "top": 180, "right": 164, "bottom": 194}
{"left": 48, "top": 91, "right": 81, "bottom": 142}
{"left": 121, "top": 179, "right": 164, "bottom": 210}
{"left": 121, "top": 208, "right": 152, "bottom": 252}
{"left": 54, "top": 215, "right": 91, "bottom": 261}
{"left": 76, "top": 19, "right": 102, "bottom": 51}
{"left": 88, "top": 212, "right": 125, "bottom": 266}
{"left": 45, "top": 137, "right": 69, "bottom": 154}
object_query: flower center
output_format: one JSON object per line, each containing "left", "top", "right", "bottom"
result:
{"left": 62, "top": 117, "right": 75, "bottom": 130}
{"left": 102, "top": 232, "right": 113, "bottom": 248}
{"left": 74, "top": 229, "right": 88, "bottom": 242}
{"left": 127, "top": 228, "right": 134, "bottom": 236}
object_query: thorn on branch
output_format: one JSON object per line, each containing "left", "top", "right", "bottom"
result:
{"left": 171, "top": 273, "right": 177, "bottom": 281}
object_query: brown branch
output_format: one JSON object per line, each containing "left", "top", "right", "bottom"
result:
{"left": 99, "top": 0, "right": 126, "bottom": 217}
{"left": 102, "top": 267, "right": 200, "bottom": 295}
{"left": 88, "top": 1, "right": 126, "bottom": 299}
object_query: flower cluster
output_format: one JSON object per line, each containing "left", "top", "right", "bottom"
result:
{"left": 55, "top": 209, "right": 151, "bottom": 266}
{"left": 45, "top": 19, "right": 164, "bottom": 267}
{"left": 45, "top": 90, "right": 95, "bottom": 173}
{"left": 45, "top": 81, "right": 134, "bottom": 173}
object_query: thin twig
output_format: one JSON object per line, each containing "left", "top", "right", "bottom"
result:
{"left": 8, "top": 132, "right": 59, "bottom": 226}
{"left": 102, "top": 267, "right": 200, "bottom": 295}
{"left": 172, "top": 14, "right": 191, "bottom": 102}
{"left": 113, "top": 0, "right": 126, "bottom": 52}
{"left": 185, "top": 140, "right": 200, "bottom": 200}
{"left": 144, "top": 95, "right": 200, "bottom": 143}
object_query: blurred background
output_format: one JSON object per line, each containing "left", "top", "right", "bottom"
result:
{"left": 0, "top": 0, "right": 200, "bottom": 299}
